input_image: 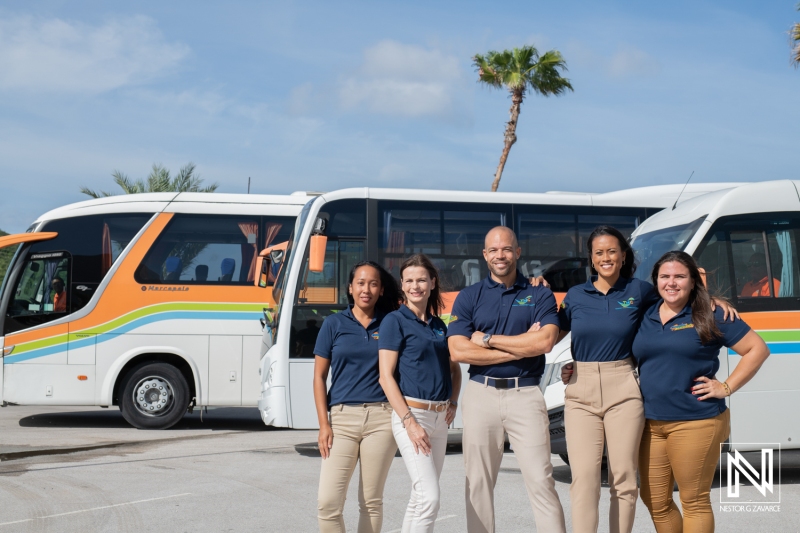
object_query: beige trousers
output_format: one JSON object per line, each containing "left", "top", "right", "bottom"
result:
{"left": 564, "top": 357, "right": 645, "bottom": 533}
{"left": 318, "top": 403, "right": 397, "bottom": 533}
{"left": 462, "top": 379, "right": 566, "bottom": 533}
{"left": 640, "top": 410, "right": 730, "bottom": 533}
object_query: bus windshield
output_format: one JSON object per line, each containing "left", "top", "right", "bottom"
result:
{"left": 271, "top": 199, "right": 316, "bottom": 329}
{"left": 631, "top": 216, "right": 706, "bottom": 282}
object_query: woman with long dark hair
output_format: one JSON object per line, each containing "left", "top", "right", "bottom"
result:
{"left": 378, "top": 254, "right": 462, "bottom": 532}
{"left": 634, "top": 251, "right": 769, "bottom": 532}
{"left": 556, "top": 226, "right": 737, "bottom": 533}
{"left": 313, "top": 260, "right": 401, "bottom": 533}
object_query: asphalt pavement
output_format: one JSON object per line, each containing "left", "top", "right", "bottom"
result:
{"left": 1, "top": 405, "right": 797, "bottom": 532}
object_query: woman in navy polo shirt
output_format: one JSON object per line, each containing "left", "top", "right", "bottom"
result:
{"left": 634, "top": 251, "right": 769, "bottom": 533}
{"left": 313, "top": 261, "right": 401, "bottom": 533}
{"left": 378, "top": 254, "right": 462, "bottom": 532}
{"left": 557, "top": 226, "right": 738, "bottom": 533}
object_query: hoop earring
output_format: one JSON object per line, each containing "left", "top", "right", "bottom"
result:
{"left": 622, "top": 259, "right": 626, "bottom": 266}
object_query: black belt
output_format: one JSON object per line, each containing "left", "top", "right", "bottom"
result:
{"left": 470, "top": 374, "right": 540, "bottom": 389}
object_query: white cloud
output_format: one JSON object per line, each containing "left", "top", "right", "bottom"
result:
{"left": 607, "top": 46, "right": 661, "bottom": 78}
{"left": 338, "top": 40, "right": 469, "bottom": 120}
{"left": 0, "top": 15, "right": 189, "bottom": 93}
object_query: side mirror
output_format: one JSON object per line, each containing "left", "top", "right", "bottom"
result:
{"left": 256, "top": 255, "right": 271, "bottom": 288}
{"left": 309, "top": 234, "right": 327, "bottom": 273}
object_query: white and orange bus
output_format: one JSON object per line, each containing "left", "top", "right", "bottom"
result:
{"left": 0, "top": 192, "right": 311, "bottom": 428}
{"left": 254, "top": 184, "right": 742, "bottom": 430}
{"left": 545, "top": 180, "right": 800, "bottom": 456}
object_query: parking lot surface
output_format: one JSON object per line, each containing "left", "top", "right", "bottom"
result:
{"left": 1, "top": 405, "right": 798, "bottom": 532}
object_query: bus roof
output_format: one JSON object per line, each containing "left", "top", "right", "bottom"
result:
{"left": 312, "top": 183, "right": 746, "bottom": 209}
{"left": 632, "top": 180, "right": 800, "bottom": 236}
{"left": 33, "top": 192, "right": 315, "bottom": 224}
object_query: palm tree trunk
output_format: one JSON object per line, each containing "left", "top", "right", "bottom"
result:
{"left": 491, "top": 91, "right": 523, "bottom": 192}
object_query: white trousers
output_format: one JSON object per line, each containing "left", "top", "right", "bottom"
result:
{"left": 392, "top": 405, "right": 449, "bottom": 533}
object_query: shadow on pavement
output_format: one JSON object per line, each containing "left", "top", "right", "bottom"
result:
{"left": 18, "top": 407, "right": 278, "bottom": 432}
{"left": 294, "top": 442, "right": 466, "bottom": 458}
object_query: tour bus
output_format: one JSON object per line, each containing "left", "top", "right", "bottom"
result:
{"left": 254, "top": 184, "right": 744, "bottom": 430}
{"left": 0, "top": 192, "right": 311, "bottom": 429}
{"left": 545, "top": 180, "right": 800, "bottom": 457}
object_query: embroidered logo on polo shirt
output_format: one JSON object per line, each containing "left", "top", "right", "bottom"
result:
{"left": 433, "top": 328, "right": 445, "bottom": 337}
{"left": 513, "top": 295, "right": 535, "bottom": 307}
{"left": 448, "top": 315, "right": 458, "bottom": 323}
{"left": 371, "top": 331, "right": 380, "bottom": 340}
{"left": 616, "top": 297, "right": 638, "bottom": 310}
{"left": 670, "top": 323, "right": 695, "bottom": 332}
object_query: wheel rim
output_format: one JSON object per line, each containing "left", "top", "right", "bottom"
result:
{"left": 132, "top": 376, "right": 175, "bottom": 417}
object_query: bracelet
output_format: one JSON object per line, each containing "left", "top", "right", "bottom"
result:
{"left": 722, "top": 381, "right": 732, "bottom": 396}
{"left": 449, "top": 401, "right": 457, "bottom": 408}
{"left": 400, "top": 411, "right": 414, "bottom": 428}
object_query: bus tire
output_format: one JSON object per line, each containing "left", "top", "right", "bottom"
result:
{"left": 120, "top": 362, "right": 189, "bottom": 430}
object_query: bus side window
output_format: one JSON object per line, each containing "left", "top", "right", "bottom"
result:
{"left": 378, "top": 203, "right": 506, "bottom": 292}
{"left": 516, "top": 211, "right": 642, "bottom": 293}
{"left": 696, "top": 230, "right": 734, "bottom": 300}
{"left": 136, "top": 214, "right": 294, "bottom": 285}
{"left": 697, "top": 219, "right": 800, "bottom": 311}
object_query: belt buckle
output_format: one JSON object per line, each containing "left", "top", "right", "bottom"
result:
{"left": 494, "top": 378, "right": 509, "bottom": 389}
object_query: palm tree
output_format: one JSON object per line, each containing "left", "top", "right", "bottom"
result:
{"left": 80, "top": 162, "right": 218, "bottom": 198}
{"left": 792, "top": 4, "right": 800, "bottom": 67}
{"left": 474, "top": 46, "right": 573, "bottom": 191}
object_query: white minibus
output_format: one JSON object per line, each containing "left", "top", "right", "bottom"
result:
{"left": 544, "top": 180, "right": 800, "bottom": 456}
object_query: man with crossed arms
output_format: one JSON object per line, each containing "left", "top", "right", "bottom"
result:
{"left": 447, "top": 226, "right": 566, "bottom": 533}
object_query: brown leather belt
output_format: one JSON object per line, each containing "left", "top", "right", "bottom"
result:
{"left": 406, "top": 398, "right": 449, "bottom": 412}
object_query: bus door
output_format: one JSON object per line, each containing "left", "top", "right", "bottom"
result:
{"left": 695, "top": 214, "right": 800, "bottom": 448}
{"left": 0, "top": 232, "right": 59, "bottom": 403}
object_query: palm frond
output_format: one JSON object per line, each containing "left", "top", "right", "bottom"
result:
{"left": 80, "top": 186, "right": 114, "bottom": 198}
{"left": 793, "top": 21, "right": 800, "bottom": 67}
{"left": 112, "top": 171, "right": 147, "bottom": 194}
{"left": 86, "top": 162, "right": 217, "bottom": 196}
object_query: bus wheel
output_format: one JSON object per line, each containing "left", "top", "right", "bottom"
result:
{"left": 120, "top": 362, "right": 189, "bottom": 429}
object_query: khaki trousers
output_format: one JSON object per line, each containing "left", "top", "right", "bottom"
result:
{"left": 640, "top": 410, "right": 730, "bottom": 533}
{"left": 564, "top": 358, "right": 645, "bottom": 533}
{"left": 462, "top": 379, "right": 566, "bottom": 533}
{"left": 318, "top": 403, "right": 397, "bottom": 533}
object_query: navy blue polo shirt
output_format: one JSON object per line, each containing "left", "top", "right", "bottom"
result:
{"left": 633, "top": 303, "right": 751, "bottom": 421}
{"left": 379, "top": 306, "right": 452, "bottom": 402}
{"left": 446, "top": 272, "right": 559, "bottom": 379}
{"left": 313, "top": 307, "right": 387, "bottom": 407}
{"left": 558, "top": 276, "right": 659, "bottom": 362}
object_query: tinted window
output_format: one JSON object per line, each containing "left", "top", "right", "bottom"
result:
{"left": 519, "top": 210, "right": 642, "bottom": 292}
{"left": 137, "top": 214, "right": 294, "bottom": 285}
{"left": 320, "top": 199, "right": 366, "bottom": 238}
{"left": 694, "top": 215, "right": 800, "bottom": 311}
{"left": 378, "top": 202, "right": 507, "bottom": 291}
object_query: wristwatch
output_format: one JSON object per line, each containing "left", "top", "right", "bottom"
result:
{"left": 482, "top": 333, "right": 493, "bottom": 348}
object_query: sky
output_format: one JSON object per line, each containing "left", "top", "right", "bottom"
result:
{"left": 0, "top": 0, "right": 798, "bottom": 233}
